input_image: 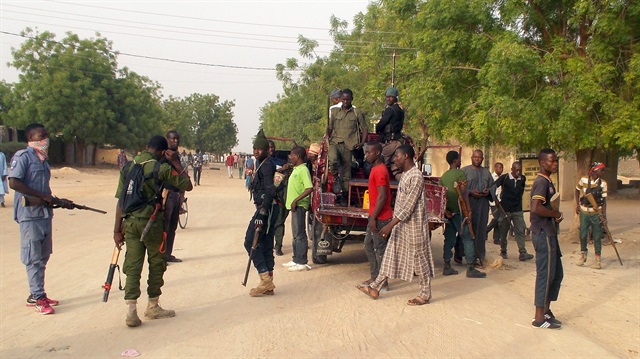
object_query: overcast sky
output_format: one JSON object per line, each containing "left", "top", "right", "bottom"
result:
{"left": 0, "top": 0, "right": 370, "bottom": 152}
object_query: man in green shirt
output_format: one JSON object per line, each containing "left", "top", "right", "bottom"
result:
{"left": 113, "top": 135, "right": 193, "bottom": 327}
{"left": 439, "top": 151, "right": 486, "bottom": 278}
{"left": 281, "top": 146, "right": 313, "bottom": 272}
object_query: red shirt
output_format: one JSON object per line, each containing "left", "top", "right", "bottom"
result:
{"left": 226, "top": 155, "right": 234, "bottom": 166}
{"left": 368, "top": 163, "right": 393, "bottom": 220}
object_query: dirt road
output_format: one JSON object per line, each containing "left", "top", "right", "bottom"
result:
{"left": 1, "top": 165, "right": 638, "bottom": 358}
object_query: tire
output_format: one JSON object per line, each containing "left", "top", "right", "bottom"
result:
{"left": 178, "top": 199, "right": 188, "bottom": 229}
{"left": 312, "top": 254, "right": 327, "bottom": 264}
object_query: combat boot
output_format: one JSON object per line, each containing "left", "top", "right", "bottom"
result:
{"left": 249, "top": 272, "right": 276, "bottom": 297}
{"left": 125, "top": 300, "right": 142, "bottom": 327}
{"left": 144, "top": 297, "right": 175, "bottom": 320}
{"left": 576, "top": 252, "right": 587, "bottom": 266}
{"left": 443, "top": 260, "right": 458, "bottom": 276}
{"left": 591, "top": 255, "right": 601, "bottom": 269}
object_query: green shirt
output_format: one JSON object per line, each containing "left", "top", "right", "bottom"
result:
{"left": 439, "top": 168, "right": 467, "bottom": 213}
{"left": 285, "top": 163, "right": 312, "bottom": 210}
{"left": 115, "top": 151, "right": 191, "bottom": 219}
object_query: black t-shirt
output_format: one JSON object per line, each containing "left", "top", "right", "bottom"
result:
{"left": 495, "top": 173, "right": 526, "bottom": 212}
{"left": 529, "top": 174, "right": 557, "bottom": 236}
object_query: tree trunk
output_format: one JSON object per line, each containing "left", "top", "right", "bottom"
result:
{"left": 75, "top": 139, "right": 84, "bottom": 167}
{"left": 91, "top": 143, "right": 97, "bottom": 166}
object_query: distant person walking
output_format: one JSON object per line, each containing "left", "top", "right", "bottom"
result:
{"left": 192, "top": 149, "right": 203, "bottom": 186}
{"left": 238, "top": 155, "right": 246, "bottom": 179}
{"left": 226, "top": 153, "right": 234, "bottom": 178}
{"left": 0, "top": 150, "right": 8, "bottom": 207}
{"left": 117, "top": 149, "right": 128, "bottom": 170}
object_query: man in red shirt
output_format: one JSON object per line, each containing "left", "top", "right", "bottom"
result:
{"left": 226, "top": 153, "right": 234, "bottom": 178}
{"left": 362, "top": 142, "right": 393, "bottom": 290}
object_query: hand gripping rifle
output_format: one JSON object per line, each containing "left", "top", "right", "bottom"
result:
{"left": 242, "top": 228, "right": 261, "bottom": 286}
{"left": 454, "top": 181, "right": 475, "bottom": 239}
{"left": 22, "top": 195, "right": 107, "bottom": 214}
{"left": 585, "top": 193, "right": 623, "bottom": 266}
{"left": 494, "top": 199, "right": 515, "bottom": 234}
{"left": 102, "top": 246, "right": 123, "bottom": 302}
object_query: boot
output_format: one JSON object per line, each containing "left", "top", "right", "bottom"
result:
{"left": 591, "top": 255, "right": 601, "bottom": 269}
{"left": 125, "top": 300, "right": 142, "bottom": 327}
{"left": 249, "top": 272, "right": 276, "bottom": 297}
{"left": 576, "top": 252, "right": 587, "bottom": 266}
{"left": 144, "top": 297, "right": 175, "bottom": 320}
{"left": 443, "top": 260, "right": 459, "bottom": 276}
{"left": 466, "top": 264, "right": 486, "bottom": 278}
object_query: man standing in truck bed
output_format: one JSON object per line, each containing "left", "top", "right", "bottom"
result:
{"left": 375, "top": 87, "right": 404, "bottom": 180}
{"left": 326, "top": 88, "right": 368, "bottom": 205}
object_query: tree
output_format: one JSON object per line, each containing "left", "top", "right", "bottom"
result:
{"left": 163, "top": 94, "right": 238, "bottom": 153}
{"left": 7, "top": 29, "right": 164, "bottom": 164}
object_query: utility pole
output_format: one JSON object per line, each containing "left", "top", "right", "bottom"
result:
{"left": 391, "top": 49, "right": 397, "bottom": 87}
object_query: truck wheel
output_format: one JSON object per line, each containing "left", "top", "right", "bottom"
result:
{"left": 312, "top": 254, "right": 327, "bottom": 264}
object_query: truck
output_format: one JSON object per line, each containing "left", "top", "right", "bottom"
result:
{"left": 308, "top": 134, "right": 456, "bottom": 264}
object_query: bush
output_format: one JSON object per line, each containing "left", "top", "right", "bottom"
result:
{"left": 0, "top": 142, "right": 27, "bottom": 161}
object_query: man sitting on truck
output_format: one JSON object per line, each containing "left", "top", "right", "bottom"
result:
{"left": 375, "top": 87, "right": 404, "bottom": 180}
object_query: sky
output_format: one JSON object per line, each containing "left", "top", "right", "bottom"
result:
{"left": 0, "top": 0, "right": 370, "bottom": 152}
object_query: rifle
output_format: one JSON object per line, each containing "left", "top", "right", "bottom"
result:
{"left": 242, "top": 228, "right": 261, "bottom": 286}
{"left": 139, "top": 202, "right": 161, "bottom": 242}
{"left": 453, "top": 181, "right": 475, "bottom": 239}
{"left": 102, "top": 246, "right": 123, "bottom": 302}
{"left": 22, "top": 195, "right": 107, "bottom": 214}
{"left": 585, "top": 193, "right": 623, "bottom": 266}
{"left": 494, "top": 200, "right": 515, "bottom": 233}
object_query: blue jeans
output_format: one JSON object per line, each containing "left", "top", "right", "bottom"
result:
{"left": 443, "top": 213, "right": 475, "bottom": 264}
{"left": 290, "top": 208, "right": 308, "bottom": 265}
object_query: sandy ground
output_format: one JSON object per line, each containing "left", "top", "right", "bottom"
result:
{"left": 0, "top": 164, "right": 638, "bottom": 358}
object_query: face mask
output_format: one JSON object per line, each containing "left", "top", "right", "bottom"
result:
{"left": 29, "top": 138, "right": 50, "bottom": 160}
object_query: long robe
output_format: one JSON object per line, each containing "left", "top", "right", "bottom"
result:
{"left": 378, "top": 165, "right": 435, "bottom": 282}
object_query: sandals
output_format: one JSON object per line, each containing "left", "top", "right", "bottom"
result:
{"left": 407, "top": 297, "right": 430, "bottom": 306}
{"left": 356, "top": 284, "right": 379, "bottom": 299}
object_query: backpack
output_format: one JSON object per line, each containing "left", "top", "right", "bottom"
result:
{"left": 118, "top": 159, "right": 162, "bottom": 214}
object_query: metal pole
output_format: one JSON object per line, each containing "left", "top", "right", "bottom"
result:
{"left": 391, "top": 49, "right": 397, "bottom": 87}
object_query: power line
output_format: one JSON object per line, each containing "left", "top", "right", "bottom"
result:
{"left": 2, "top": 4, "right": 376, "bottom": 47}
{"left": 0, "top": 30, "right": 289, "bottom": 71}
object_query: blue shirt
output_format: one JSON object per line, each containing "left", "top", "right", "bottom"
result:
{"left": 8, "top": 147, "right": 53, "bottom": 223}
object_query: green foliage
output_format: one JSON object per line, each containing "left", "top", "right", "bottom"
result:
{"left": 162, "top": 94, "right": 238, "bottom": 153}
{"left": 0, "top": 142, "right": 27, "bottom": 161}
{"left": 262, "top": 0, "right": 639, "bottom": 163}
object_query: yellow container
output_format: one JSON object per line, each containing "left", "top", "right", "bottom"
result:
{"left": 362, "top": 190, "right": 370, "bottom": 210}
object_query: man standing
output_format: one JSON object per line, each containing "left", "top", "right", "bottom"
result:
{"left": 575, "top": 162, "right": 608, "bottom": 269}
{"left": 192, "top": 149, "right": 203, "bottom": 186}
{"left": 495, "top": 162, "right": 534, "bottom": 261}
{"left": 9, "top": 123, "right": 74, "bottom": 315}
{"left": 486, "top": 162, "right": 504, "bottom": 244}
{"left": 326, "top": 88, "right": 368, "bottom": 203}
{"left": 162, "top": 130, "right": 185, "bottom": 263}
{"left": 375, "top": 87, "right": 404, "bottom": 179}
{"left": 361, "top": 142, "right": 393, "bottom": 287}
{"left": 245, "top": 154, "right": 254, "bottom": 190}
{"left": 226, "top": 153, "right": 234, "bottom": 178}
{"left": 0, "top": 150, "right": 8, "bottom": 207}
{"left": 462, "top": 150, "right": 495, "bottom": 267}
{"left": 238, "top": 154, "right": 246, "bottom": 180}
{"left": 117, "top": 149, "right": 128, "bottom": 170}
{"left": 113, "top": 135, "right": 192, "bottom": 327}
{"left": 281, "top": 146, "right": 313, "bottom": 272}
{"left": 530, "top": 149, "right": 564, "bottom": 329}
{"left": 356, "top": 145, "right": 435, "bottom": 306}
{"left": 439, "top": 151, "right": 486, "bottom": 278}
{"left": 328, "top": 89, "right": 343, "bottom": 116}
{"left": 244, "top": 129, "right": 279, "bottom": 296}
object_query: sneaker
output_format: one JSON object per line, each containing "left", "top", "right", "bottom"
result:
{"left": 26, "top": 295, "right": 59, "bottom": 307}
{"left": 500, "top": 252, "right": 508, "bottom": 259}
{"left": 544, "top": 312, "right": 562, "bottom": 326}
{"left": 466, "top": 267, "right": 487, "bottom": 278}
{"left": 275, "top": 248, "right": 284, "bottom": 256}
{"left": 34, "top": 298, "right": 55, "bottom": 315}
{"left": 288, "top": 263, "right": 309, "bottom": 272}
{"left": 519, "top": 253, "right": 534, "bottom": 261}
{"left": 473, "top": 258, "right": 484, "bottom": 269}
{"left": 281, "top": 260, "right": 296, "bottom": 268}
{"left": 167, "top": 256, "right": 183, "bottom": 263}
{"left": 531, "top": 319, "right": 561, "bottom": 329}
{"left": 443, "top": 266, "right": 459, "bottom": 276}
